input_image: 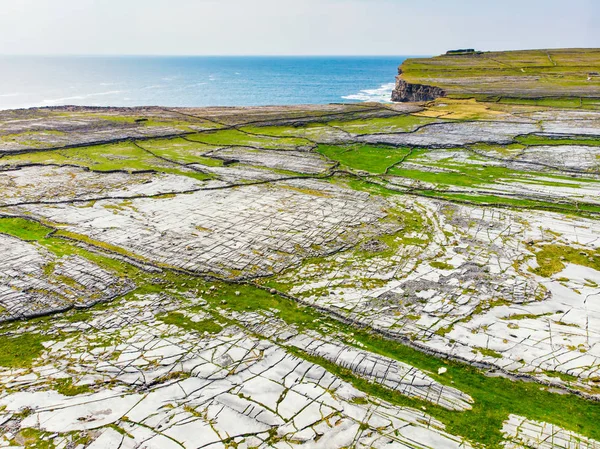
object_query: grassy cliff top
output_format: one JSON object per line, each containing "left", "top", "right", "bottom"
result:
{"left": 400, "top": 48, "right": 600, "bottom": 99}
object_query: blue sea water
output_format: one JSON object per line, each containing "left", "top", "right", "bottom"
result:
{"left": 0, "top": 56, "right": 411, "bottom": 110}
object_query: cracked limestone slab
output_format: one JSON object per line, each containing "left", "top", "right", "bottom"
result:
{"left": 197, "top": 163, "right": 312, "bottom": 184}
{"left": 0, "top": 107, "right": 203, "bottom": 153}
{"left": 502, "top": 414, "right": 600, "bottom": 448}
{"left": 357, "top": 121, "right": 540, "bottom": 147}
{"left": 515, "top": 145, "right": 600, "bottom": 173}
{"left": 278, "top": 195, "right": 600, "bottom": 389}
{"left": 0, "top": 165, "right": 215, "bottom": 207}
{"left": 288, "top": 332, "right": 474, "bottom": 411}
{"left": 411, "top": 146, "right": 600, "bottom": 175}
{"left": 235, "top": 311, "right": 473, "bottom": 411}
{"left": 540, "top": 121, "right": 600, "bottom": 136}
{"left": 208, "top": 147, "right": 334, "bottom": 174}
{"left": 0, "top": 122, "right": 183, "bottom": 153}
{"left": 175, "top": 103, "right": 419, "bottom": 127}
{"left": 0, "top": 293, "right": 473, "bottom": 449}
{"left": 0, "top": 234, "right": 134, "bottom": 323}
{"left": 18, "top": 179, "right": 389, "bottom": 279}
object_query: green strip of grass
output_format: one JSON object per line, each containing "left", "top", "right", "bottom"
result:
{"left": 349, "top": 332, "right": 600, "bottom": 448}
{"left": 327, "top": 115, "right": 438, "bottom": 134}
{"left": 389, "top": 151, "right": 596, "bottom": 189}
{"left": 515, "top": 135, "right": 600, "bottom": 147}
{"left": 0, "top": 142, "right": 211, "bottom": 181}
{"left": 336, "top": 175, "right": 600, "bottom": 219}
{"left": 0, "top": 217, "right": 147, "bottom": 285}
{"left": 423, "top": 191, "right": 600, "bottom": 216}
{"left": 0, "top": 217, "right": 53, "bottom": 241}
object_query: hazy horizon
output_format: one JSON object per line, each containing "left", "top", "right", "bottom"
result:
{"left": 0, "top": 54, "right": 423, "bottom": 57}
{"left": 1, "top": 0, "right": 598, "bottom": 56}
{"left": 3, "top": 49, "right": 600, "bottom": 57}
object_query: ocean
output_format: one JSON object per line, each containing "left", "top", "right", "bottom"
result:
{"left": 0, "top": 56, "right": 410, "bottom": 110}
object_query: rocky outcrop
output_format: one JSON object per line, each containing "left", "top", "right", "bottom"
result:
{"left": 391, "top": 69, "right": 446, "bottom": 102}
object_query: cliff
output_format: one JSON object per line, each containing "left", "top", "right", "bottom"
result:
{"left": 391, "top": 69, "right": 446, "bottom": 102}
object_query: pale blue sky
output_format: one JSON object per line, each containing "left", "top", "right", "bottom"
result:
{"left": 0, "top": 0, "right": 598, "bottom": 55}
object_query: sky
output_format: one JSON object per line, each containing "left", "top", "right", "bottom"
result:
{"left": 0, "top": 0, "right": 598, "bottom": 56}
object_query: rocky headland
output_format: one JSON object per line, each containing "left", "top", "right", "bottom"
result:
{"left": 392, "top": 47, "right": 600, "bottom": 102}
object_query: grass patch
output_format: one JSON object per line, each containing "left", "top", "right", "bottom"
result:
{"left": 157, "top": 312, "right": 223, "bottom": 335}
{"left": 416, "top": 98, "right": 506, "bottom": 120}
{"left": 327, "top": 114, "right": 437, "bottom": 134}
{"left": 240, "top": 122, "right": 332, "bottom": 141}
{"left": 138, "top": 137, "right": 225, "bottom": 166}
{"left": 531, "top": 244, "right": 600, "bottom": 277}
{"left": 11, "top": 428, "right": 57, "bottom": 449}
{"left": 52, "top": 378, "right": 94, "bottom": 396}
{"left": 0, "top": 333, "right": 50, "bottom": 368}
{"left": 430, "top": 261, "right": 455, "bottom": 270}
{"left": 186, "top": 129, "right": 311, "bottom": 150}
{"left": 473, "top": 347, "right": 503, "bottom": 359}
{"left": 318, "top": 144, "right": 410, "bottom": 174}
{"left": 0, "top": 217, "right": 53, "bottom": 241}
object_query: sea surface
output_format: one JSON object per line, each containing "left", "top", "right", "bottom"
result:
{"left": 0, "top": 56, "right": 412, "bottom": 110}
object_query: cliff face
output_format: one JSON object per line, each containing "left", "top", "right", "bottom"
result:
{"left": 391, "top": 69, "right": 446, "bottom": 102}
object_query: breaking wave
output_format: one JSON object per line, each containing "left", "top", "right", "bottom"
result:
{"left": 342, "top": 82, "right": 395, "bottom": 103}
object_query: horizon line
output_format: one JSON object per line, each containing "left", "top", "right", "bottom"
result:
{"left": 1, "top": 46, "right": 598, "bottom": 58}
{"left": 0, "top": 54, "right": 427, "bottom": 58}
